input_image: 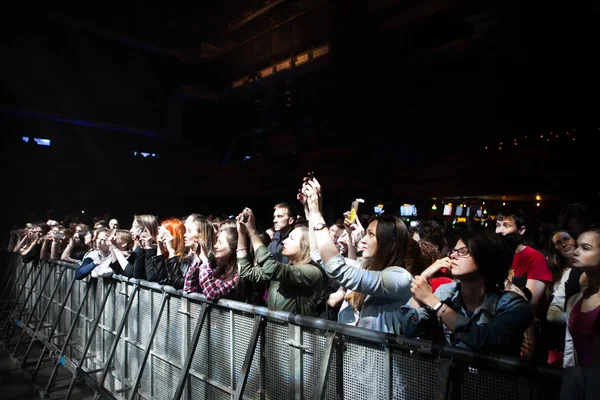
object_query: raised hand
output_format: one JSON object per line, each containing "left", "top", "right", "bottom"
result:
{"left": 302, "top": 178, "right": 323, "bottom": 215}
{"left": 235, "top": 212, "right": 248, "bottom": 235}
{"left": 239, "top": 207, "right": 257, "bottom": 234}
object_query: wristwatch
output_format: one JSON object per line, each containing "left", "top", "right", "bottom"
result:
{"left": 313, "top": 222, "right": 328, "bottom": 231}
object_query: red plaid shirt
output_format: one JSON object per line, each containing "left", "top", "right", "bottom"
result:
{"left": 183, "top": 253, "right": 239, "bottom": 301}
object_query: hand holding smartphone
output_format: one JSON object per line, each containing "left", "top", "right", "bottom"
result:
{"left": 348, "top": 200, "right": 359, "bottom": 223}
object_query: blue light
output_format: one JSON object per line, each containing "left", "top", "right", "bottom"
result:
{"left": 34, "top": 138, "right": 51, "bottom": 146}
{"left": 0, "top": 107, "right": 162, "bottom": 137}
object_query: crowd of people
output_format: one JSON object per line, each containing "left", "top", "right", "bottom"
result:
{"left": 6, "top": 177, "right": 599, "bottom": 397}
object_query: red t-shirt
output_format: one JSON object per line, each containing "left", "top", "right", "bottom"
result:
{"left": 512, "top": 246, "right": 552, "bottom": 282}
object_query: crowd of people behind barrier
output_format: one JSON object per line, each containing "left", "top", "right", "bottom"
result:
{"left": 6, "top": 176, "right": 600, "bottom": 398}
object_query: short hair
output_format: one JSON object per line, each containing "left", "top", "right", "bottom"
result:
{"left": 496, "top": 207, "right": 528, "bottom": 230}
{"left": 458, "top": 230, "right": 516, "bottom": 292}
{"left": 274, "top": 202, "right": 297, "bottom": 220}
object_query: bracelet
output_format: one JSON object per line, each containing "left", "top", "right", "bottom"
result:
{"left": 438, "top": 304, "right": 448, "bottom": 319}
{"left": 235, "top": 248, "right": 247, "bottom": 252}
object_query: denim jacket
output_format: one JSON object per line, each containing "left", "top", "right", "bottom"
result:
{"left": 400, "top": 282, "right": 534, "bottom": 357}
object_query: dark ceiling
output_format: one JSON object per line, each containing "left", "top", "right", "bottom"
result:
{"left": 3, "top": 0, "right": 599, "bottom": 148}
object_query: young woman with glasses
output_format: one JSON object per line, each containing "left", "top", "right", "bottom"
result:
{"left": 407, "top": 230, "right": 535, "bottom": 357}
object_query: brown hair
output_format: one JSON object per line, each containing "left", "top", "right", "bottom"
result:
{"left": 346, "top": 215, "right": 409, "bottom": 312}
{"left": 114, "top": 229, "right": 134, "bottom": 251}
{"left": 404, "top": 238, "right": 425, "bottom": 276}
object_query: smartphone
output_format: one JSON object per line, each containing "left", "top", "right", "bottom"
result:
{"left": 348, "top": 200, "right": 360, "bottom": 223}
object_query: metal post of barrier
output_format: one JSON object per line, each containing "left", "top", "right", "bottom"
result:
{"left": 12, "top": 262, "right": 56, "bottom": 356}
{"left": 434, "top": 357, "right": 453, "bottom": 400}
{"left": 335, "top": 338, "right": 344, "bottom": 399}
{"left": 172, "top": 303, "right": 211, "bottom": 400}
{"left": 0, "top": 263, "right": 35, "bottom": 338}
{"left": 125, "top": 291, "right": 169, "bottom": 400}
{"left": 233, "top": 315, "right": 266, "bottom": 400}
{"left": 229, "top": 310, "right": 236, "bottom": 399}
{"left": 33, "top": 273, "right": 79, "bottom": 380}
{"left": 314, "top": 331, "right": 336, "bottom": 400}
{"left": 5, "top": 261, "right": 45, "bottom": 343}
{"left": 43, "top": 279, "right": 95, "bottom": 396}
{"left": 384, "top": 346, "right": 391, "bottom": 399}
{"left": 259, "top": 314, "right": 266, "bottom": 400}
{"left": 180, "top": 297, "right": 190, "bottom": 400}
{"left": 64, "top": 280, "right": 115, "bottom": 400}
{"left": 289, "top": 324, "right": 303, "bottom": 400}
{"left": 21, "top": 264, "right": 67, "bottom": 367}
{"left": 96, "top": 284, "right": 140, "bottom": 391}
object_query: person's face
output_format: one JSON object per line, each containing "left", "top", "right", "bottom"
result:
{"left": 130, "top": 220, "right": 142, "bottom": 237}
{"left": 32, "top": 227, "right": 44, "bottom": 239}
{"left": 183, "top": 221, "right": 199, "bottom": 248}
{"left": 359, "top": 221, "right": 378, "bottom": 259}
{"left": 448, "top": 240, "right": 478, "bottom": 277}
{"left": 84, "top": 231, "right": 93, "bottom": 246}
{"left": 552, "top": 231, "right": 576, "bottom": 259}
{"left": 213, "top": 231, "right": 232, "bottom": 263}
{"left": 273, "top": 207, "right": 292, "bottom": 232}
{"left": 495, "top": 217, "right": 519, "bottom": 236}
{"left": 109, "top": 219, "right": 119, "bottom": 229}
{"left": 96, "top": 231, "right": 110, "bottom": 253}
{"left": 282, "top": 228, "right": 304, "bottom": 259}
{"left": 572, "top": 231, "right": 600, "bottom": 269}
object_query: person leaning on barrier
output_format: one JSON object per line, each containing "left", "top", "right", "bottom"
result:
{"left": 61, "top": 224, "right": 91, "bottom": 264}
{"left": 93, "top": 229, "right": 136, "bottom": 278}
{"left": 404, "top": 230, "right": 535, "bottom": 358}
{"left": 119, "top": 214, "right": 160, "bottom": 280}
{"left": 301, "top": 178, "right": 413, "bottom": 334}
{"left": 235, "top": 207, "right": 323, "bottom": 316}
{"left": 20, "top": 222, "right": 50, "bottom": 263}
{"left": 148, "top": 218, "right": 187, "bottom": 288}
{"left": 183, "top": 226, "right": 241, "bottom": 302}
{"left": 74, "top": 228, "right": 112, "bottom": 280}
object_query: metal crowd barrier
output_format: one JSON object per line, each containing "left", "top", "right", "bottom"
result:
{"left": 0, "top": 255, "right": 564, "bottom": 400}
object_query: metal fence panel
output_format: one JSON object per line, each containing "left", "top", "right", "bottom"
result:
{"left": 1, "top": 257, "right": 564, "bottom": 400}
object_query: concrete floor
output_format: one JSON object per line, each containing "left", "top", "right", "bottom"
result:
{"left": 0, "top": 332, "right": 96, "bottom": 400}
{"left": 0, "top": 345, "right": 42, "bottom": 400}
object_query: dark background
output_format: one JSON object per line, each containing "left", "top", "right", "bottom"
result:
{"left": 1, "top": 0, "right": 598, "bottom": 231}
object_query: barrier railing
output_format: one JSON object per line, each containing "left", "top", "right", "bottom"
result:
{"left": 1, "top": 255, "right": 564, "bottom": 400}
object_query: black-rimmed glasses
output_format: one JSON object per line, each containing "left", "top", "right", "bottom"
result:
{"left": 451, "top": 247, "right": 470, "bottom": 257}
